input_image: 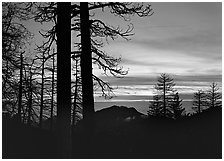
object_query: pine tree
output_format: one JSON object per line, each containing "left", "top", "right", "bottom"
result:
{"left": 148, "top": 95, "right": 162, "bottom": 117}
{"left": 154, "top": 73, "right": 175, "bottom": 117}
{"left": 206, "top": 82, "right": 222, "bottom": 109}
{"left": 170, "top": 92, "right": 185, "bottom": 119}
{"left": 192, "top": 90, "right": 207, "bottom": 113}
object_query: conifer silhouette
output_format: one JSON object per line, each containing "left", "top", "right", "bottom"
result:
{"left": 155, "top": 73, "right": 176, "bottom": 116}
{"left": 192, "top": 90, "right": 207, "bottom": 113}
{"left": 206, "top": 82, "right": 222, "bottom": 109}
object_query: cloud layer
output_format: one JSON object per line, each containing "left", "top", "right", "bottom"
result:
{"left": 93, "top": 2, "right": 222, "bottom": 78}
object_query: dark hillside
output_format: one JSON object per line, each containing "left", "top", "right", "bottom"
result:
{"left": 72, "top": 106, "right": 221, "bottom": 159}
{"left": 2, "top": 106, "right": 221, "bottom": 159}
{"left": 2, "top": 115, "right": 57, "bottom": 159}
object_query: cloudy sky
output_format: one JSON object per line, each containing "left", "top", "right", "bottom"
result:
{"left": 91, "top": 2, "right": 222, "bottom": 113}
{"left": 93, "top": 2, "right": 221, "bottom": 76}
{"left": 23, "top": 2, "right": 222, "bottom": 113}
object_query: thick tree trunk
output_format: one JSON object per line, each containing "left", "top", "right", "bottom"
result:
{"left": 56, "top": 2, "right": 71, "bottom": 158}
{"left": 18, "top": 52, "right": 23, "bottom": 122}
{"left": 80, "top": 2, "right": 95, "bottom": 120}
{"left": 80, "top": 2, "right": 95, "bottom": 155}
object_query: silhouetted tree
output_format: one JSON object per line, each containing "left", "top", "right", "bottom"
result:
{"left": 148, "top": 95, "right": 162, "bottom": 117}
{"left": 154, "top": 73, "right": 176, "bottom": 116}
{"left": 192, "top": 90, "right": 207, "bottom": 113}
{"left": 38, "top": 52, "right": 45, "bottom": 128}
{"left": 27, "top": 66, "right": 33, "bottom": 126}
{"left": 2, "top": 3, "right": 32, "bottom": 120}
{"left": 50, "top": 54, "right": 55, "bottom": 130}
{"left": 56, "top": 2, "right": 71, "bottom": 158}
{"left": 17, "top": 52, "right": 24, "bottom": 122}
{"left": 206, "top": 82, "right": 222, "bottom": 109}
{"left": 72, "top": 2, "right": 153, "bottom": 119}
{"left": 33, "top": 2, "right": 153, "bottom": 120}
{"left": 170, "top": 92, "right": 185, "bottom": 119}
{"left": 28, "top": 2, "right": 153, "bottom": 157}
{"left": 71, "top": 56, "right": 82, "bottom": 126}
{"left": 80, "top": 2, "right": 95, "bottom": 120}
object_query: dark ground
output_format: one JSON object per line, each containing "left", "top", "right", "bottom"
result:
{"left": 2, "top": 106, "right": 222, "bottom": 159}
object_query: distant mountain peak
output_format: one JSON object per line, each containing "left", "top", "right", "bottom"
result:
{"left": 95, "top": 105, "right": 145, "bottom": 121}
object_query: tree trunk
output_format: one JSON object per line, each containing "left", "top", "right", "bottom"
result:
{"left": 198, "top": 92, "right": 201, "bottom": 113}
{"left": 27, "top": 69, "right": 32, "bottom": 126}
{"left": 80, "top": 2, "right": 95, "bottom": 120}
{"left": 18, "top": 52, "right": 23, "bottom": 122}
{"left": 163, "top": 79, "right": 166, "bottom": 116}
{"left": 56, "top": 2, "right": 71, "bottom": 158}
{"left": 50, "top": 55, "right": 55, "bottom": 130}
{"left": 212, "top": 86, "right": 215, "bottom": 108}
{"left": 80, "top": 2, "right": 95, "bottom": 155}
{"left": 72, "top": 58, "right": 78, "bottom": 126}
{"left": 39, "top": 53, "right": 44, "bottom": 128}
{"left": 3, "top": 60, "right": 9, "bottom": 90}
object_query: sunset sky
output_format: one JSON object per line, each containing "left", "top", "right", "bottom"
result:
{"left": 23, "top": 2, "right": 222, "bottom": 114}
{"left": 91, "top": 2, "right": 222, "bottom": 113}
{"left": 91, "top": 3, "right": 221, "bottom": 95}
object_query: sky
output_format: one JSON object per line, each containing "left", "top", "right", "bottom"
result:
{"left": 93, "top": 2, "right": 221, "bottom": 76}
{"left": 19, "top": 2, "right": 222, "bottom": 114}
{"left": 91, "top": 2, "right": 222, "bottom": 113}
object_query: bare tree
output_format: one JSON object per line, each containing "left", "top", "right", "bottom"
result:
{"left": 17, "top": 52, "right": 24, "bottom": 122}
{"left": 32, "top": 2, "right": 153, "bottom": 118}
{"left": 27, "top": 2, "right": 153, "bottom": 157}
{"left": 39, "top": 52, "right": 45, "bottom": 128}
{"left": 2, "top": 3, "right": 32, "bottom": 120}
{"left": 27, "top": 60, "right": 36, "bottom": 126}
{"left": 71, "top": 56, "right": 82, "bottom": 126}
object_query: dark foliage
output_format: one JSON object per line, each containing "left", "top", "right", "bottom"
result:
{"left": 206, "top": 82, "right": 222, "bottom": 109}
{"left": 192, "top": 90, "right": 207, "bottom": 113}
{"left": 2, "top": 114, "right": 57, "bottom": 159}
{"left": 169, "top": 92, "right": 185, "bottom": 119}
{"left": 148, "top": 95, "right": 163, "bottom": 116}
{"left": 149, "top": 74, "right": 186, "bottom": 119}
{"left": 154, "top": 73, "right": 176, "bottom": 116}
